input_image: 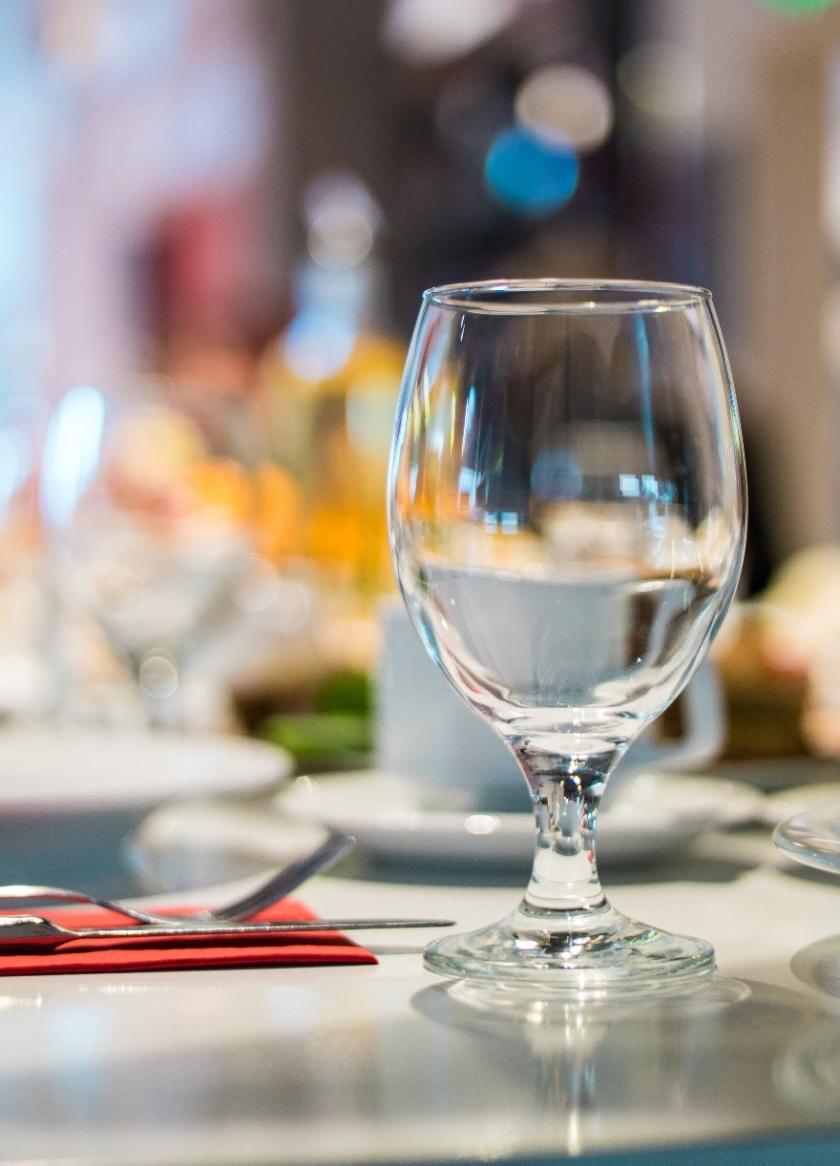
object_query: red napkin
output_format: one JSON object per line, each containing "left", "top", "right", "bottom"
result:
{"left": 0, "top": 899, "right": 377, "bottom": 976}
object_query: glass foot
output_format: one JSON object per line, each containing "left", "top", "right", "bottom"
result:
{"left": 424, "top": 900, "right": 715, "bottom": 998}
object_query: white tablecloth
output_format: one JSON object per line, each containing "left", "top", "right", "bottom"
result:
{"left": 0, "top": 828, "right": 838, "bottom": 1164}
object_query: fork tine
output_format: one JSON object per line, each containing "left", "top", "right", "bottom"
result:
{"left": 0, "top": 832, "right": 357, "bottom": 929}
{"left": 212, "top": 832, "right": 356, "bottom": 921}
{"left": 0, "top": 885, "right": 162, "bottom": 925}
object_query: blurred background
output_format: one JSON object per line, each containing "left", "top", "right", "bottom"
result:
{"left": 2, "top": 0, "right": 840, "bottom": 772}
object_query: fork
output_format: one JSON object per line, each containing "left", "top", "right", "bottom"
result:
{"left": 0, "top": 831, "right": 355, "bottom": 927}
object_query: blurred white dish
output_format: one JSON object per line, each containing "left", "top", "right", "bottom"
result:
{"left": 128, "top": 801, "right": 329, "bottom": 893}
{"left": 0, "top": 729, "right": 293, "bottom": 893}
{"left": 279, "top": 770, "right": 763, "bottom": 867}
{"left": 0, "top": 729, "right": 292, "bottom": 812}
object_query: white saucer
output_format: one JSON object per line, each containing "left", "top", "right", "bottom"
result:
{"left": 0, "top": 728, "right": 293, "bottom": 813}
{"left": 279, "top": 770, "right": 763, "bottom": 867}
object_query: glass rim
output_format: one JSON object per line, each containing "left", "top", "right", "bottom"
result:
{"left": 422, "top": 278, "right": 712, "bottom": 315}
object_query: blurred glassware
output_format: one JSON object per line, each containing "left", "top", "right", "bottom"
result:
{"left": 0, "top": 389, "right": 55, "bottom": 722}
{"left": 260, "top": 175, "right": 403, "bottom": 611}
{"left": 774, "top": 804, "right": 840, "bottom": 877}
{"left": 262, "top": 327, "right": 402, "bottom": 597}
{"left": 41, "top": 375, "right": 295, "bottom": 728}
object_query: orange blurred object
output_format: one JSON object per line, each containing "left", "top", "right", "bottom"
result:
{"left": 261, "top": 330, "right": 403, "bottom": 595}
{"left": 184, "top": 458, "right": 304, "bottom": 564}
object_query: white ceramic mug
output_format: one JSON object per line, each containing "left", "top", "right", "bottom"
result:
{"left": 375, "top": 598, "right": 725, "bottom": 810}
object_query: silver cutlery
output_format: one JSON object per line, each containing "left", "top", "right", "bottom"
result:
{"left": 0, "top": 831, "right": 356, "bottom": 928}
{"left": 0, "top": 913, "right": 455, "bottom": 952}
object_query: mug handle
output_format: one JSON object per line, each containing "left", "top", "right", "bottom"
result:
{"left": 644, "top": 659, "right": 726, "bottom": 772}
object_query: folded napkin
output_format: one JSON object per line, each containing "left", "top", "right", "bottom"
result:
{"left": 0, "top": 900, "right": 377, "bottom": 977}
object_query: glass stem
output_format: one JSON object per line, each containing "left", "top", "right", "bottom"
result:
{"left": 133, "top": 649, "right": 184, "bottom": 731}
{"left": 513, "top": 742, "right": 627, "bottom": 915}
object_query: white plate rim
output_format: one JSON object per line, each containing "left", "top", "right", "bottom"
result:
{"left": 0, "top": 730, "right": 293, "bottom": 814}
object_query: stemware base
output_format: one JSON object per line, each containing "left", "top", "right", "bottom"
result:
{"left": 773, "top": 804, "right": 840, "bottom": 877}
{"left": 424, "top": 900, "right": 714, "bottom": 998}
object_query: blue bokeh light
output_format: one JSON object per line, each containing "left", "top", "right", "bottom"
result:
{"left": 484, "top": 128, "right": 579, "bottom": 215}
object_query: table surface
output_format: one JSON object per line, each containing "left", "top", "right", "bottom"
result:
{"left": 1, "top": 824, "right": 840, "bottom": 1165}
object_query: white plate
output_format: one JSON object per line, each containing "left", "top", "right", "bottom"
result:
{"left": 0, "top": 728, "right": 292, "bottom": 813}
{"left": 279, "top": 770, "right": 763, "bottom": 867}
{"left": 129, "top": 802, "right": 329, "bottom": 893}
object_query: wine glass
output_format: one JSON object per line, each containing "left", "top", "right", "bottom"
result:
{"left": 41, "top": 377, "right": 271, "bottom": 728}
{"left": 388, "top": 280, "right": 746, "bottom": 995}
